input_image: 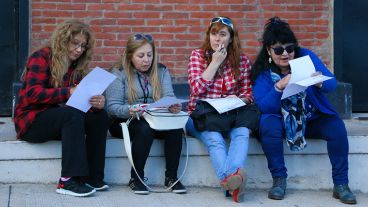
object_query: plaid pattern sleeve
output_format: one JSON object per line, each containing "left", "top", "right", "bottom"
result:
{"left": 237, "top": 54, "right": 253, "bottom": 102}
{"left": 187, "top": 49, "right": 253, "bottom": 111}
{"left": 14, "top": 47, "right": 72, "bottom": 138}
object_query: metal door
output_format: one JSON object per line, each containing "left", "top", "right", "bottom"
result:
{"left": 335, "top": 0, "right": 368, "bottom": 112}
{"left": 0, "top": 0, "right": 28, "bottom": 116}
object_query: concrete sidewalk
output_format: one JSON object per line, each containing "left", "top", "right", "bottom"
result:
{"left": 1, "top": 184, "right": 367, "bottom": 207}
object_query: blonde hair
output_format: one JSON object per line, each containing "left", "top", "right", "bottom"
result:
{"left": 112, "top": 34, "right": 161, "bottom": 104}
{"left": 22, "top": 19, "right": 95, "bottom": 87}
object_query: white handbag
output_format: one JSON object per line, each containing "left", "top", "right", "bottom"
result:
{"left": 142, "top": 108, "right": 189, "bottom": 130}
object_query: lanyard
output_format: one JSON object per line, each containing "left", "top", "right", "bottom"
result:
{"left": 137, "top": 73, "right": 149, "bottom": 103}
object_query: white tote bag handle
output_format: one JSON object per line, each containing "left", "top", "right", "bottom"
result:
{"left": 121, "top": 118, "right": 188, "bottom": 193}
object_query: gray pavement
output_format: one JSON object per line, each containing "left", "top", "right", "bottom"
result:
{"left": 1, "top": 184, "right": 367, "bottom": 207}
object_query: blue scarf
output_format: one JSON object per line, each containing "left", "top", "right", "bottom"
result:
{"left": 270, "top": 70, "right": 307, "bottom": 151}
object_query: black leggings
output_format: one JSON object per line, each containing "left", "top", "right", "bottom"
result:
{"left": 22, "top": 106, "right": 109, "bottom": 181}
{"left": 111, "top": 118, "right": 183, "bottom": 179}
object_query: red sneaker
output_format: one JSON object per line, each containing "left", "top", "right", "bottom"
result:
{"left": 220, "top": 168, "right": 246, "bottom": 191}
{"left": 230, "top": 182, "right": 245, "bottom": 203}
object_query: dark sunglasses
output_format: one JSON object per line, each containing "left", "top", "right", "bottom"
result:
{"left": 271, "top": 44, "right": 295, "bottom": 55}
{"left": 133, "top": 33, "right": 153, "bottom": 42}
{"left": 211, "top": 17, "right": 234, "bottom": 29}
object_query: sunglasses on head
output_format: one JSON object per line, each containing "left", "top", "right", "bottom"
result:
{"left": 211, "top": 17, "right": 234, "bottom": 30}
{"left": 133, "top": 33, "right": 153, "bottom": 42}
{"left": 271, "top": 44, "right": 295, "bottom": 55}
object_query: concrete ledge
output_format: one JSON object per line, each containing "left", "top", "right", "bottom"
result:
{"left": 1, "top": 136, "right": 368, "bottom": 193}
{"left": 1, "top": 136, "right": 367, "bottom": 161}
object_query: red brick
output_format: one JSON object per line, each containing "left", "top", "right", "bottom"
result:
{"left": 95, "top": 33, "right": 116, "bottom": 40}
{"left": 302, "top": 0, "right": 325, "bottom": 4}
{"left": 32, "top": 18, "right": 57, "bottom": 24}
{"left": 273, "top": 0, "right": 301, "bottom": 4}
{"left": 94, "top": 48, "right": 118, "bottom": 55}
{"left": 42, "top": 11, "right": 73, "bottom": 17}
{"left": 163, "top": 13, "right": 189, "bottom": 19}
{"left": 175, "top": 34, "right": 201, "bottom": 41}
{"left": 33, "top": 3, "right": 57, "bottom": 10}
{"left": 134, "top": 12, "right": 161, "bottom": 19}
{"left": 117, "top": 19, "right": 145, "bottom": 26}
{"left": 73, "top": 11, "right": 103, "bottom": 18}
{"left": 230, "top": 5, "right": 257, "bottom": 11}
{"left": 57, "top": 3, "right": 86, "bottom": 10}
{"left": 146, "top": 5, "right": 174, "bottom": 11}
{"left": 151, "top": 34, "right": 175, "bottom": 40}
{"left": 146, "top": 19, "right": 173, "bottom": 26}
{"left": 188, "top": 0, "right": 216, "bottom": 3}
{"left": 174, "top": 5, "right": 200, "bottom": 11}
{"left": 87, "top": 4, "right": 115, "bottom": 10}
{"left": 104, "top": 12, "right": 131, "bottom": 19}
{"left": 117, "top": 4, "right": 145, "bottom": 11}
{"left": 161, "top": 41, "right": 187, "bottom": 47}
{"left": 315, "top": 33, "right": 329, "bottom": 39}
{"left": 161, "top": 27, "right": 188, "bottom": 33}
{"left": 130, "top": 27, "right": 160, "bottom": 34}
{"left": 90, "top": 19, "right": 117, "bottom": 26}
{"left": 175, "top": 19, "right": 201, "bottom": 26}
{"left": 157, "top": 48, "right": 175, "bottom": 54}
{"left": 161, "top": 0, "right": 188, "bottom": 3}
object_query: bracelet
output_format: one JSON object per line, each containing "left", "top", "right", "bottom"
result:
{"left": 274, "top": 83, "right": 283, "bottom": 92}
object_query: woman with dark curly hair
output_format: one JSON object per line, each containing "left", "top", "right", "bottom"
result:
{"left": 251, "top": 17, "right": 357, "bottom": 205}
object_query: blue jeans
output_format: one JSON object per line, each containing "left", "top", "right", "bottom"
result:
{"left": 186, "top": 117, "right": 249, "bottom": 181}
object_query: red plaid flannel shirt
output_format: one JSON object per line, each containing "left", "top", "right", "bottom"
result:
{"left": 14, "top": 47, "right": 78, "bottom": 138}
{"left": 187, "top": 49, "right": 253, "bottom": 112}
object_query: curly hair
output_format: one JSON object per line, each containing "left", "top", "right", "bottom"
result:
{"left": 251, "top": 16, "right": 301, "bottom": 84}
{"left": 111, "top": 33, "right": 161, "bottom": 104}
{"left": 200, "top": 17, "right": 242, "bottom": 77}
{"left": 21, "top": 20, "right": 95, "bottom": 87}
{"left": 49, "top": 19, "right": 95, "bottom": 87}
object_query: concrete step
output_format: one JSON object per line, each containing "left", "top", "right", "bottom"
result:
{"left": 1, "top": 117, "right": 368, "bottom": 193}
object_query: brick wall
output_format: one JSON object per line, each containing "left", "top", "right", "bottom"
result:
{"left": 31, "top": 0, "right": 333, "bottom": 82}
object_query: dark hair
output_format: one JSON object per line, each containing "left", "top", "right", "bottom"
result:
{"left": 251, "top": 17, "right": 301, "bottom": 84}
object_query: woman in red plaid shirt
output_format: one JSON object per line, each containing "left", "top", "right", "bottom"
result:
{"left": 185, "top": 17, "right": 253, "bottom": 202}
{"left": 14, "top": 20, "right": 109, "bottom": 197}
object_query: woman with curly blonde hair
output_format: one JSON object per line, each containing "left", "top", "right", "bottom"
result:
{"left": 15, "top": 19, "right": 109, "bottom": 197}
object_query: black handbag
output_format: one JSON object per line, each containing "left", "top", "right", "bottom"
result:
{"left": 190, "top": 100, "right": 260, "bottom": 132}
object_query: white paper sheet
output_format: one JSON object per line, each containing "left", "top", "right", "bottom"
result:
{"left": 66, "top": 67, "right": 116, "bottom": 112}
{"left": 288, "top": 55, "right": 316, "bottom": 83}
{"left": 281, "top": 56, "right": 332, "bottom": 99}
{"left": 202, "top": 97, "right": 245, "bottom": 114}
{"left": 145, "top": 96, "right": 188, "bottom": 110}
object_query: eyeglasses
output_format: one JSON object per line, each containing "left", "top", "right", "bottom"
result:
{"left": 133, "top": 33, "right": 153, "bottom": 42}
{"left": 70, "top": 41, "right": 88, "bottom": 50}
{"left": 211, "top": 17, "right": 234, "bottom": 30}
{"left": 271, "top": 44, "right": 295, "bottom": 55}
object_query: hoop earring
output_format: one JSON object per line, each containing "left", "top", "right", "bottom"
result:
{"left": 268, "top": 57, "right": 272, "bottom": 63}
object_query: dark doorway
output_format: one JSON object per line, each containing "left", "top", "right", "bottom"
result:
{"left": 334, "top": 0, "right": 368, "bottom": 112}
{"left": 0, "top": 0, "right": 28, "bottom": 116}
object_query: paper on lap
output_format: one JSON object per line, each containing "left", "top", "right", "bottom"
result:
{"left": 66, "top": 67, "right": 116, "bottom": 112}
{"left": 145, "top": 96, "right": 188, "bottom": 111}
{"left": 202, "top": 97, "right": 245, "bottom": 114}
